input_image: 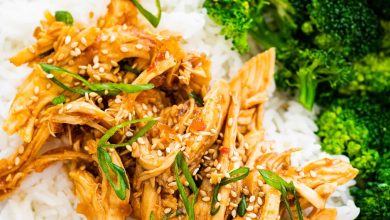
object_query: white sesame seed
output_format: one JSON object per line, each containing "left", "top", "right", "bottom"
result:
{"left": 246, "top": 205, "right": 254, "bottom": 211}
{"left": 93, "top": 55, "right": 99, "bottom": 64}
{"left": 64, "top": 35, "right": 71, "bottom": 45}
{"left": 126, "top": 145, "right": 132, "bottom": 152}
{"left": 168, "top": 182, "right": 177, "bottom": 187}
{"left": 110, "top": 35, "right": 116, "bottom": 42}
{"left": 202, "top": 196, "right": 210, "bottom": 202}
{"left": 157, "top": 150, "right": 163, "bottom": 157}
{"left": 65, "top": 104, "right": 73, "bottom": 110}
{"left": 135, "top": 44, "right": 143, "bottom": 49}
{"left": 137, "top": 137, "right": 145, "bottom": 145}
{"left": 249, "top": 195, "right": 256, "bottom": 203}
{"left": 229, "top": 202, "right": 238, "bottom": 208}
{"left": 231, "top": 209, "right": 237, "bottom": 218}
{"left": 75, "top": 48, "right": 81, "bottom": 56}
{"left": 34, "top": 86, "right": 40, "bottom": 95}
{"left": 125, "top": 131, "right": 133, "bottom": 137}
{"left": 228, "top": 118, "right": 233, "bottom": 127}
{"left": 246, "top": 217, "right": 251, "bottom": 220}
{"left": 310, "top": 170, "right": 317, "bottom": 177}
{"left": 47, "top": 58, "right": 53, "bottom": 64}
{"left": 70, "top": 50, "right": 77, "bottom": 57}
{"left": 231, "top": 190, "right": 237, "bottom": 198}
{"left": 165, "top": 51, "right": 170, "bottom": 59}
{"left": 217, "top": 193, "right": 221, "bottom": 202}
{"left": 110, "top": 60, "right": 118, "bottom": 67}
{"left": 99, "top": 67, "right": 105, "bottom": 73}
{"left": 257, "top": 197, "right": 263, "bottom": 205}
{"left": 247, "top": 213, "right": 257, "bottom": 218}
{"left": 164, "top": 208, "right": 172, "bottom": 214}
{"left": 81, "top": 37, "right": 87, "bottom": 46}
{"left": 71, "top": 41, "right": 79, "bottom": 48}
{"left": 14, "top": 157, "right": 20, "bottom": 166}
{"left": 57, "top": 53, "right": 65, "bottom": 61}
{"left": 258, "top": 192, "right": 265, "bottom": 197}
{"left": 200, "top": 190, "right": 207, "bottom": 197}
{"left": 120, "top": 46, "right": 129, "bottom": 53}
{"left": 101, "top": 49, "right": 108, "bottom": 54}
{"left": 46, "top": 74, "right": 54, "bottom": 79}
{"left": 243, "top": 188, "right": 250, "bottom": 195}
{"left": 101, "top": 35, "right": 109, "bottom": 41}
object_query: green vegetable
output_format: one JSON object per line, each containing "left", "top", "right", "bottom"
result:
{"left": 237, "top": 195, "right": 247, "bottom": 217}
{"left": 258, "top": 169, "right": 303, "bottom": 220}
{"left": 55, "top": 11, "right": 74, "bottom": 25}
{"left": 149, "top": 211, "right": 155, "bottom": 220}
{"left": 131, "top": 0, "right": 161, "bottom": 27}
{"left": 188, "top": 92, "right": 204, "bottom": 106}
{"left": 317, "top": 96, "right": 390, "bottom": 178}
{"left": 51, "top": 94, "right": 66, "bottom": 105}
{"left": 97, "top": 118, "right": 156, "bottom": 200}
{"left": 210, "top": 167, "right": 250, "bottom": 215}
{"left": 40, "top": 63, "right": 154, "bottom": 96}
{"left": 174, "top": 151, "right": 198, "bottom": 220}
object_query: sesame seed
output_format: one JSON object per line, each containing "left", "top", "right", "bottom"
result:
{"left": 165, "top": 51, "right": 170, "bottom": 59}
{"left": 231, "top": 209, "right": 237, "bottom": 218}
{"left": 249, "top": 195, "right": 256, "bottom": 203}
{"left": 101, "top": 49, "right": 108, "bottom": 54}
{"left": 228, "top": 118, "right": 233, "bottom": 127}
{"left": 110, "top": 60, "right": 118, "bottom": 67}
{"left": 99, "top": 67, "right": 105, "bottom": 73}
{"left": 310, "top": 170, "right": 317, "bottom": 177}
{"left": 110, "top": 35, "right": 116, "bottom": 42}
{"left": 200, "top": 190, "right": 207, "bottom": 197}
{"left": 246, "top": 217, "right": 251, "bottom": 220}
{"left": 230, "top": 190, "right": 237, "bottom": 198}
{"left": 135, "top": 44, "right": 143, "bottom": 49}
{"left": 101, "top": 35, "right": 109, "bottom": 41}
{"left": 14, "top": 157, "right": 20, "bottom": 166}
{"left": 247, "top": 205, "right": 254, "bottom": 211}
{"left": 157, "top": 150, "right": 163, "bottom": 157}
{"left": 210, "top": 128, "right": 217, "bottom": 134}
{"left": 157, "top": 186, "right": 162, "bottom": 194}
{"left": 217, "top": 193, "right": 221, "bottom": 201}
{"left": 168, "top": 182, "right": 177, "bottom": 187}
{"left": 243, "top": 188, "right": 250, "bottom": 195}
{"left": 64, "top": 35, "right": 71, "bottom": 45}
{"left": 57, "top": 53, "right": 65, "bottom": 61}
{"left": 89, "top": 92, "right": 98, "bottom": 97}
{"left": 229, "top": 202, "right": 238, "bottom": 208}
{"left": 75, "top": 48, "right": 81, "bottom": 56}
{"left": 65, "top": 104, "right": 73, "bottom": 110}
{"left": 247, "top": 213, "right": 257, "bottom": 218}
{"left": 257, "top": 180, "right": 263, "bottom": 187}
{"left": 122, "top": 24, "right": 128, "bottom": 31}
{"left": 70, "top": 50, "right": 77, "bottom": 57}
{"left": 34, "top": 86, "right": 40, "bottom": 95}
{"left": 137, "top": 137, "right": 145, "bottom": 145}
{"left": 71, "top": 41, "right": 79, "bottom": 48}
{"left": 93, "top": 55, "right": 99, "bottom": 64}
{"left": 46, "top": 74, "right": 54, "bottom": 79}
{"left": 257, "top": 197, "right": 263, "bottom": 205}
{"left": 78, "top": 37, "right": 86, "bottom": 46}
{"left": 164, "top": 208, "right": 172, "bottom": 214}
{"left": 125, "top": 131, "right": 133, "bottom": 137}
{"left": 258, "top": 192, "right": 265, "bottom": 197}
{"left": 93, "top": 63, "right": 100, "bottom": 69}
{"left": 120, "top": 46, "right": 129, "bottom": 53}
{"left": 126, "top": 145, "right": 132, "bottom": 152}
{"left": 202, "top": 196, "right": 210, "bottom": 202}
{"left": 47, "top": 58, "right": 53, "bottom": 64}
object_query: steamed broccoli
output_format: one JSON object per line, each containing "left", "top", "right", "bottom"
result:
{"left": 350, "top": 153, "right": 390, "bottom": 219}
{"left": 316, "top": 96, "right": 390, "bottom": 178}
{"left": 203, "top": 0, "right": 262, "bottom": 54}
{"left": 307, "top": 0, "right": 382, "bottom": 57}
{"left": 339, "top": 53, "right": 390, "bottom": 95}
{"left": 277, "top": 49, "right": 353, "bottom": 110}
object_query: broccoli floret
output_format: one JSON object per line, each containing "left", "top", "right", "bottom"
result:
{"left": 339, "top": 53, "right": 390, "bottom": 95}
{"left": 277, "top": 49, "right": 353, "bottom": 110}
{"left": 317, "top": 96, "right": 390, "bottom": 178}
{"left": 307, "top": 0, "right": 382, "bottom": 57}
{"left": 203, "top": 0, "right": 263, "bottom": 54}
{"left": 350, "top": 153, "right": 390, "bottom": 219}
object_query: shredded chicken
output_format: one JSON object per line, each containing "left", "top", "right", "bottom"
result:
{"left": 0, "top": 1, "right": 358, "bottom": 220}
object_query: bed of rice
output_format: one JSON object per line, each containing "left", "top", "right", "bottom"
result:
{"left": 0, "top": 0, "right": 359, "bottom": 219}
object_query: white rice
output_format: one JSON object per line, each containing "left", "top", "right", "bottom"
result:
{"left": 0, "top": 0, "right": 359, "bottom": 219}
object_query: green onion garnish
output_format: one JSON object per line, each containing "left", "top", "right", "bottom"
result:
{"left": 52, "top": 94, "right": 66, "bottom": 105}
{"left": 149, "top": 211, "right": 155, "bottom": 220}
{"left": 188, "top": 92, "right": 204, "bottom": 106}
{"left": 258, "top": 169, "right": 303, "bottom": 220}
{"left": 97, "top": 118, "right": 156, "bottom": 200}
{"left": 55, "top": 11, "right": 74, "bottom": 25}
{"left": 40, "top": 63, "right": 154, "bottom": 96}
{"left": 174, "top": 151, "right": 199, "bottom": 220}
{"left": 237, "top": 195, "right": 247, "bottom": 217}
{"left": 131, "top": 0, "right": 161, "bottom": 27}
{"left": 210, "top": 167, "right": 250, "bottom": 215}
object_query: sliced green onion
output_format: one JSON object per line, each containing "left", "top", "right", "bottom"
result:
{"left": 210, "top": 167, "right": 250, "bottom": 215}
{"left": 97, "top": 118, "right": 156, "bottom": 200}
{"left": 188, "top": 92, "right": 204, "bottom": 106}
{"left": 106, "top": 119, "right": 157, "bottom": 148}
{"left": 174, "top": 151, "right": 198, "bottom": 220}
{"left": 258, "top": 169, "right": 303, "bottom": 220}
{"left": 149, "top": 211, "right": 155, "bottom": 220}
{"left": 237, "top": 195, "right": 247, "bottom": 217}
{"left": 40, "top": 63, "right": 154, "bottom": 96}
{"left": 98, "top": 117, "right": 156, "bottom": 149}
{"left": 51, "top": 94, "right": 66, "bottom": 105}
{"left": 131, "top": 0, "right": 161, "bottom": 27}
{"left": 97, "top": 146, "right": 129, "bottom": 200}
{"left": 55, "top": 11, "right": 74, "bottom": 25}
